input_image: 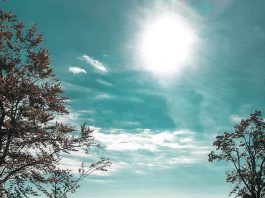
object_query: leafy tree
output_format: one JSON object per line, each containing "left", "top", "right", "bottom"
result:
{"left": 0, "top": 9, "right": 110, "bottom": 197}
{"left": 209, "top": 111, "right": 265, "bottom": 198}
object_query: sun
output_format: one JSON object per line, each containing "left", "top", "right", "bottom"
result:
{"left": 138, "top": 13, "right": 197, "bottom": 76}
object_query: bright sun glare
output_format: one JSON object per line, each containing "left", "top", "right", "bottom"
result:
{"left": 139, "top": 13, "right": 197, "bottom": 76}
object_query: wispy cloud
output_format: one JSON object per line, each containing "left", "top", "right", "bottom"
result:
{"left": 55, "top": 125, "right": 210, "bottom": 176}
{"left": 59, "top": 156, "right": 114, "bottom": 176}
{"left": 94, "top": 129, "right": 196, "bottom": 152}
{"left": 97, "top": 79, "right": 113, "bottom": 86}
{"left": 95, "top": 93, "right": 113, "bottom": 100}
{"left": 91, "top": 162, "right": 128, "bottom": 176}
{"left": 52, "top": 110, "right": 80, "bottom": 126}
{"left": 52, "top": 107, "right": 96, "bottom": 126}
{"left": 113, "top": 120, "right": 140, "bottom": 127}
{"left": 61, "top": 81, "right": 94, "bottom": 94}
{"left": 68, "top": 66, "right": 87, "bottom": 74}
{"left": 59, "top": 157, "right": 83, "bottom": 174}
{"left": 230, "top": 114, "right": 243, "bottom": 123}
{"left": 91, "top": 128, "right": 210, "bottom": 172}
{"left": 79, "top": 54, "right": 108, "bottom": 73}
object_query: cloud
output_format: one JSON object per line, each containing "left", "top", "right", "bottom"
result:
{"left": 97, "top": 79, "right": 113, "bottom": 86}
{"left": 230, "top": 114, "right": 243, "bottom": 123}
{"left": 59, "top": 157, "right": 83, "bottom": 174}
{"left": 54, "top": 126, "right": 211, "bottom": 176}
{"left": 166, "top": 156, "right": 198, "bottom": 164}
{"left": 58, "top": 156, "right": 114, "bottom": 176}
{"left": 68, "top": 66, "right": 87, "bottom": 74}
{"left": 51, "top": 108, "right": 96, "bottom": 126}
{"left": 113, "top": 121, "right": 140, "bottom": 127}
{"left": 79, "top": 54, "right": 107, "bottom": 73}
{"left": 91, "top": 162, "right": 128, "bottom": 176}
{"left": 52, "top": 110, "right": 80, "bottom": 126}
{"left": 95, "top": 93, "right": 113, "bottom": 100}
{"left": 61, "top": 81, "right": 94, "bottom": 95}
{"left": 90, "top": 128, "right": 210, "bottom": 171}
{"left": 94, "top": 129, "right": 196, "bottom": 152}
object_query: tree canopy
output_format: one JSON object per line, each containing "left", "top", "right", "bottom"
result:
{"left": 0, "top": 9, "right": 110, "bottom": 197}
{"left": 209, "top": 111, "right": 265, "bottom": 198}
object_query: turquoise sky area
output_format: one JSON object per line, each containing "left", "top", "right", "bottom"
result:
{"left": 2, "top": 0, "right": 265, "bottom": 197}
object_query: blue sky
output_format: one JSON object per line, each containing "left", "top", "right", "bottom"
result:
{"left": 3, "top": 0, "right": 265, "bottom": 197}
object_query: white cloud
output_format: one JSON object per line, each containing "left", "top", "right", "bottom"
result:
{"left": 58, "top": 156, "right": 113, "bottom": 176}
{"left": 95, "top": 93, "right": 113, "bottom": 100}
{"left": 79, "top": 54, "right": 107, "bottom": 73}
{"left": 97, "top": 79, "right": 113, "bottom": 86}
{"left": 230, "top": 114, "right": 243, "bottom": 123}
{"left": 52, "top": 120, "right": 210, "bottom": 176}
{"left": 59, "top": 157, "right": 83, "bottom": 174}
{"left": 52, "top": 110, "right": 80, "bottom": 126}
{"left": 69, "top": 66, "right": 87, "bottom": 74}
{"left": 113, "top": 121, "right": 140, "bottom": 127}
{"left": 78, "top": 109, "right": 96, "bottom": 114}
{"left": 55, "top": 127, "right": 210, "bottom": 176}
{"left": 166, "top": 156, "right": 198, "bottom": 164}
{"left": 93, "top": 129, "right": 197, "bottom": 152}
{"left": 91, "top": 162, "right": 128, "bottom": 176}
{"left": 90, "top": 128, "right": 210, "bottom": 171}
{"left": 90, "top": 179, "right": 113, "bottom": 184}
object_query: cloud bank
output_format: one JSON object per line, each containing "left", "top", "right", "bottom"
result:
{"left": 92, "top": 128, "right": 210, "bottom": 172}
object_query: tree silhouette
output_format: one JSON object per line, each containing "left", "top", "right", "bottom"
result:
{"left": 209, "top": 111, "right": 265, "bottom": 198}
{"left": 0, "top": 9, "right": 110, "bottom": 197}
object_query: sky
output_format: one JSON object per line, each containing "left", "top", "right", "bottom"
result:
{"left": 2, "top": 0, "right": 265, "bottom": 197}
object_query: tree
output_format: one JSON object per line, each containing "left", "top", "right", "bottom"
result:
{"left": 0, "top": 9, "right": 110, "bottom": 197}
{"left": 209, "top": 111, "right": 265, "bottom": 198}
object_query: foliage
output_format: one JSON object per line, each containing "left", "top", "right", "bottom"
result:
{"left": 0, "top": 9, "right": 110, "bottom": 197}
{"left": 209, "top": 111, "right": 265, "bottom": 198}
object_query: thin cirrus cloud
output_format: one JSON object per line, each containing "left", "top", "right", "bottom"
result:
{"left": 95, "top": 93, "right": 113, "bottom": 100}
{"left": 79, "top": 54, "right": 108, "bottom": 73}
{"left": 96, "top": 79, "right": 113, "bottom": 87}
{"left": 68, "top": 66, "right": 87, "bottom": 74}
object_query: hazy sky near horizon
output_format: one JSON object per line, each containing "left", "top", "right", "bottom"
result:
{"left": 3, "top": 0, "right": 265, "bottom": 197}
